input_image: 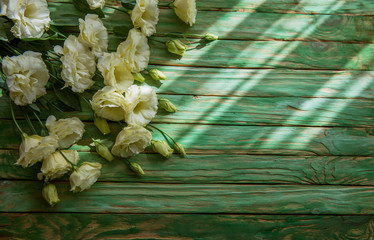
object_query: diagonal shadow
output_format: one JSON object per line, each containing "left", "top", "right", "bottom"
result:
{"left": 165, "top": 0, "right": 371, "bottom": 155}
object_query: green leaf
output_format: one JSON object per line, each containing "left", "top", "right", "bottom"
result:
{"left": 53, "top": 83, "right": 82, "bottom": 111}
{"left": 120, "top": 0, "right": 136, "bottom": 10}
{"left": 0, "top": 17, "right": 15, "bottom": 42}
{"left": 29, "top": 103, "right": 40, "bottom": 113}
{"left": 72, "top": 0, "right": 105, "bottom": 18}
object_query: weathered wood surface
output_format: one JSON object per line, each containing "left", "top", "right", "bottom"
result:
{"left": 3, "top": 150, "right": 374, "bottom": 186}
{"left": 138, "top": 38, "right": 374, "bottom": 70}
{"left": 2, "top": 0, "right": 374, "bottom": 239}
{"left": 2, "top": 95, "right": 374, "bottom": 127}
{"left": 2, "top": 180, "right": 374, "bottom": 214}
{"left": 51, "top": 0, "right": 374, "bottom": 15}
{"left": 2, "top": 121, "right": 374, "bottom": 156}
{"left": 48, "top": 3, "right": 374, "bottom": 42}
{"left": 1, "top": 213, "right": 374, "bottom": 240}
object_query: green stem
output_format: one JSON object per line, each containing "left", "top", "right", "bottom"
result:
{"left": 1, "top": 42, "right": 22, "bottom": 55}
{"left": 23, "top": 108, "right": 37, "bottom": 135}
{"left": 58, "top": 149, "right": 77, "bottom": 167}
{"left": 32, "top": 110, "right": 48, "bottom": 133}
{"left": 9, "top": 101, "right": 26, "bottom": 137}
{"left": 148, "top": 124, "right": 177, "bottom": 144}
{"left": 105, "top": 5, "right": 130, "bottom": 14}
{"left": 149, "top": 37, "right": 166, "bottom": 44}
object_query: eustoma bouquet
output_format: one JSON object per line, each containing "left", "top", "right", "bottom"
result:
{"left": 0, "top": 0, "right": 216, "bottom": 206}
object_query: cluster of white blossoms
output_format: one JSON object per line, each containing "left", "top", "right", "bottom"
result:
{"left": 1, "top": 0, "right": 197, "bottom": 206}
{"left": 0, "top": 0, "right": 50, "bottom": 39}
{"left": 14, "top": 115, "right": 102, "bottom": 205}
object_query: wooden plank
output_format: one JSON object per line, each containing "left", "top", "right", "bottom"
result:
{"left": 50, "top": 0, "right": 374, "bottom": 15}
{"left": 147, "top": 67, "right": 374, "bottom": 98}
{"left": 3, "top": 150, "right": 374, "bottom": 186}
{"left": 2, "top": 181, "right": 374, "bottom": 214}
{"left": 110, "top": 38, "right": 374, "bottom": 70}
{"left": 3, "top": 67, "right": 374, "bottom": 99}
{"left": 160, "top": 0, "right": 374, "bottom": 15}
{"left": 1, "top": 213, "right": 373, "bottom": 240}
{"left": 2, "top": 121, "right": 374, "bottom": 156}
{"left": 2, "top": 95, "right": 374, "bottom": 127}
{"left": 48, "top": 3, "right": 374, "bottom": 42}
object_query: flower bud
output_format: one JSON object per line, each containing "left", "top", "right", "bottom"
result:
{"left": 204, "top": 33, "right": 218, "bottom": 41}
{"left": 129, "top": 162, "right": 145, "bottom": 176}
{"left": 42, "top": 183, "right": 60, "bottom": 206}
{"left": 152, "top": 140, "right": 174, "bottom": 158}
{"left": 95, "top": 141, "right": 114, "bottom": 162}
{"left": 158, "top": 98, "right": 177, "bottom": 113}
{"left": 149, "top": 69, "right": 167, "bottom": 81}
{"left": 166, "top": 39, "right": 187, "bottom": 56}
{"left": 132, "top": 72, "right": 145, "bottom": 83}
{"left": 173, "top": 142, "right": 186, "bottom": 157}
{"left": 94, "top": 115, "right": 111, "bottom": 135}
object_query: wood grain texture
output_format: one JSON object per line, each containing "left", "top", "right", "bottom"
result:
{"left": 2, "top": 121, "right": 374, "bottom": 156}
{"left": 2, "top": 181, "right": 374, "bottom": 214}
{"left": 2, "top": 150, "right": 374, "bottom": 186}
{"left": 50, "top": 0, "right": 374, "bottom": 15}
{"left": 3, "top": 67, "right": 374, "bottom": 99}
{"left": 159, "top": 0, "right": 374, "bottom": 15}
{"left": 2, "top": 95, "right": 374, "bottom": 127}
{"left": 110, "top": 37, "right": 374, "bottom": 70}
{"left": 48, "top": 3, "right": 374, "bottom": 42}
{"left": 150, "top": 67, "right": 374, "bottom": 98}
{"left": 1, "top": 213, "right": 374, "bottom": 240}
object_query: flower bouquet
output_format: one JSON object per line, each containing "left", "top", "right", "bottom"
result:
{"left": 0, "top": 0, "right": 217, "bottom": 206}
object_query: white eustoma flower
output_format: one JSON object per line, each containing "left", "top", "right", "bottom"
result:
{"left": 40, "top": 150, "right": 80, "bottom": 181}
{"left": 70, "top": 162, "right": 102, "bottom": 192}
{"left": 171, "top": 0, "right": 196, "bottom": 26}
{"left": 3, "top": 0, "right": 50, "bottom": 38}
{"left": 46, "top": 116, "right": 85, "bottom": 148}
{"left": 16, "top": 135, "right": 59, "bottom": 168}
{"left": 97, "top": 52, "right": 134, "bottom": 93}
{"left": 124, "top": 85, "right": 158, "bottom": 126}
{"left": 86, "top": 0, "right": 105, "bottom": 9}
{"left": 78, "top": 14, "right": 108, "bottom": 59}
{"left": 117, "top": 28, "right": 150, "bottom": 72}
{"left": 111, "top": 125, "right": 152, "bottom": 158}
{"left": 56, "top": 35, "right": 96, "bottom": 93}
{"left": 2, "top": 51, "right": 49, "bottom": 106}
{"left": 131, "top": 0, "right": 159, "bottom": 37}
{"left": 90, "top": 86, "right": 127, "bottom": 121}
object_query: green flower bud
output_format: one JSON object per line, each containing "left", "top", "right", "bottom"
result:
{"left": 42, "top": 183, "right": 60, "bottom": 206}
{"left": 94, "top": 115, "right": 111, "bottom": 135}
{"left": 166, "top": 39, "right": 187, "bottom": 56}
{"left": 149, "top": 69, "right": 167, "bottom": 81}
{"left": 95, "top": 141, "right": 114, "bottom": 162}
{"left": 204, "top": 33, "right": 218, "bottom": 41}
{"left": 129, "top": 162, "right": 145, "bottom": 176}
{"left": 132, "top": 72, "right": 145, "bottom": 83}
{"left": 173, "top": 142, "right": 186, "bottom": 157}
{"left": 158, "top": 98, "right": 177, "bottom": 113}
{"left": 152, "top": 140, "right": 174, "bottom": 158}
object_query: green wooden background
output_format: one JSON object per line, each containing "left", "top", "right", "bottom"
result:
{"left": 1, "top": 0, "right": 374, "bottom": 239}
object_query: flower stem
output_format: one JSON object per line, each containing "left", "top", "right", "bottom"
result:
{"left": 105, "top": 5, "right": 130, "bottom": 14}
{"left": 149, "top": 37, "right": 166, "bottom": 44}
{"left": 22, "top": 108, "right": 37, "bottom": 135}
{"left": 32, "top": 110, "right": 48, "bottom": 133}
{"left": 1, "top": 42, "right": 22, "bottom": 55}
{"left": 148, "top": 124, "right": 177, "bottom": 144}
{"left": 9, "top": 100, "right": 26, "bottom": 137}
{"left": 58, "top": 149, "right": 77, "bottom": 167}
